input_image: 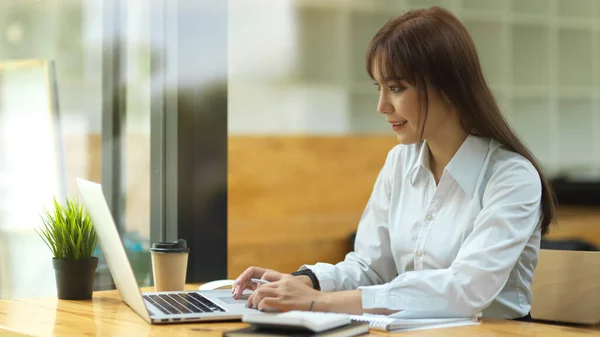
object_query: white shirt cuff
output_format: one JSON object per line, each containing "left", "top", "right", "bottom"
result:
{"left": 359, "top": 283, "right": 393, "bottom": 309}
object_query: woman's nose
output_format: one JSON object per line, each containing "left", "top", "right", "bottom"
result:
{"left": 377, "top": 96, "right": 393, "bottom": 114}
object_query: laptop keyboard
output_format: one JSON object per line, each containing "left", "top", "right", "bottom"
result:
{"left": 143, "top": 292, "right": 226, "bottom": 315}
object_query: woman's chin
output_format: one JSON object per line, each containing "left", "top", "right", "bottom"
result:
{"left": 395, "top": 133, "right": 419, "bottom": 145}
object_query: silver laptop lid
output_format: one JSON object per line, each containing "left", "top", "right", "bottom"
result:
{"left": 77, "top": 178, "right": 151, "bottom": 323}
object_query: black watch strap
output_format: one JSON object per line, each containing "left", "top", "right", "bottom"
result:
{"left": 291, "top": 269, "right": 321, "bottom": 291}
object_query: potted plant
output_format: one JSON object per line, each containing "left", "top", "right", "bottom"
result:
{"left": 36, "top": 196, "right": 98, "bottom": 300}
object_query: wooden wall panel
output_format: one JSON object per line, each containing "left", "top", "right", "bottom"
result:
{"left": 227, "top": 136, "right": 396, "bottom": 223}
{"left": 227, "top": 135, "right": 397, "bottom": 277}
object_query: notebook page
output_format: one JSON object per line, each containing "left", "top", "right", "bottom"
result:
{"left": 390, "top": 320, "right": 480, "bottom": 332}
{"left": 350, "top": 314, "right": 480, "bottom": 331}
{"left": 350, "top": 315, "right": 394, "bottom": 331}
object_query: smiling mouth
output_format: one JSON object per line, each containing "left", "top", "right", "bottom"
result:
{"left": 391, "top": 121, "right": 407, "bottom": 126}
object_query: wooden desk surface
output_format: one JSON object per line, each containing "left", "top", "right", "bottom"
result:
{"left": 1, "top": 285, "right": 599, "bottom": 337}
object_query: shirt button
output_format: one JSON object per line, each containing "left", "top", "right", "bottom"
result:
{"left": 426, "top": 214, "right": 433, "bottom": 221}
{"left": 415, "top": 251, "right": 424, "bottom": 257}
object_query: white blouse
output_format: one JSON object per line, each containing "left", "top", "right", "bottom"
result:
{"left": 301, "top": 135, "right": 542, "bottom": 319}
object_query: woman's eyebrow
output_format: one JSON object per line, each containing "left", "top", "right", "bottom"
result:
{"left": 371, "top": 76, "right": 405, "bottom": 84}
{"left": 383, "top": 77, "right": 405, "bottom": 83}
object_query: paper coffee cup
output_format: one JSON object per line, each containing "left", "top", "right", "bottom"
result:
{"left": 150, "top": 239, "right": 190, "bottom": 292}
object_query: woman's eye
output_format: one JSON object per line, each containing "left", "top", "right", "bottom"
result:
{"left": 373, "top": 83, "right": 381, "bottom": 91}
{"left": 389, "top": 86, "right": 404, "bottom": 93}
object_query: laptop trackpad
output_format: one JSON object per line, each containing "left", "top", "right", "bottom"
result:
{"left": 217, "top": 294, "right": 249, "bottom": 305}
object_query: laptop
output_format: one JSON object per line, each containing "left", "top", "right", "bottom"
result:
{"left": 76, "top": 178, "right": 260, "bottom": 324}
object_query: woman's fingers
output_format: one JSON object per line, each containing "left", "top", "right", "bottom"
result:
{"left": 232, "top": 266, "right": 266, "bottom": 299}
{"left": 248, "top": 284, "right": 279, "bottom": 309}
{"left": 262, "top": 270, "right": 284, "bottom": 282}
{"left": 232, "top": 266, "right": 289, "bottom": 299}
{"left": 257, "top": 297, "right": 281, "bottom": 312}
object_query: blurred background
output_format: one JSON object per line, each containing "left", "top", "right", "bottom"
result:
{"left": 0, "top": 0, "right": 599, "bottom": 299}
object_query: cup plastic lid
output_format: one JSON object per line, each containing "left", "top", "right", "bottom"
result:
{"left": 150, "top": 239, "right": 190, "bottom": 253}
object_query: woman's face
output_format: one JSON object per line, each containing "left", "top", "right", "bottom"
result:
{"left": 372, "top": 64, "right": 453, "bottom": 144}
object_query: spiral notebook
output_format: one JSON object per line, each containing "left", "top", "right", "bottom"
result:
{"left": 349, "top": 314, "right": 480, "bottom": 332}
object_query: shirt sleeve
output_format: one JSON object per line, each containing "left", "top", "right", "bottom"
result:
{"left": 360, "top": 157, "right": 542, "bottom": 317}
{"left": 298, "top": 147, "right": 399, "bottom": 292}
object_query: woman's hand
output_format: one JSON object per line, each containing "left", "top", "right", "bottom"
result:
{"left": 232, "top": 266, "right": 285, "bottom": 299}
{"left": 247, "top": 274, "right": 324, "bottom": 312}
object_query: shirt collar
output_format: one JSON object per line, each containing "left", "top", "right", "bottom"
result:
{"left": 410, "top": 135, "right": 490, "bottom": 198}
{"left": 410, "top": 141, "right": 431, "bottom": 186}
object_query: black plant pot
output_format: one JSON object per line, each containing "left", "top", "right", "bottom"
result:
{"left": 52, "top": 257, "right": 98, "bottom": 300}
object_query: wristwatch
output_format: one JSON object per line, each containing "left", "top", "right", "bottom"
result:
{"left": 291, "top": 269, "right": 321, "bottom": 291}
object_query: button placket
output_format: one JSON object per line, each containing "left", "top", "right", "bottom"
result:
{"left": 414, "top": 211, "right": 433, "bottom": 270}
{"left": 414, "top": 174, "right": 452, "bottom": 270}
{"left": 415, "top": 184, "right": 446, "bottom": 269}
{"left": 413, "top": 215, "right": 428, "bottom": 270}
{"left": 413, "top": 230, "right": 425, "bottom": 270}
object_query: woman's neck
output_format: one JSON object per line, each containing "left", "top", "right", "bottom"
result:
{"left": 426, "top": 125, "right": 469, "bottom": 184}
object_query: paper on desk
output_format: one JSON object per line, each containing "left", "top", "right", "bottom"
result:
{"left": 385, "top": 320, "right": 480, "bottom": 332}
{"left": 349, "top": 314, "right": 481, "bottom": 332}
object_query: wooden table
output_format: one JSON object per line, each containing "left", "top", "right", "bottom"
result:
{"left": 0, "top": 284, "right": 599, "bottom": 337}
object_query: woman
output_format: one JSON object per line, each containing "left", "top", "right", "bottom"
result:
{"left": 232, "top": 6, "right": 555, "bottom": 320}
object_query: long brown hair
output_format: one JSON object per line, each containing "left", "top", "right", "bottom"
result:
{"left": 366, "top": 6, "right": 556, "bottom": 235}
